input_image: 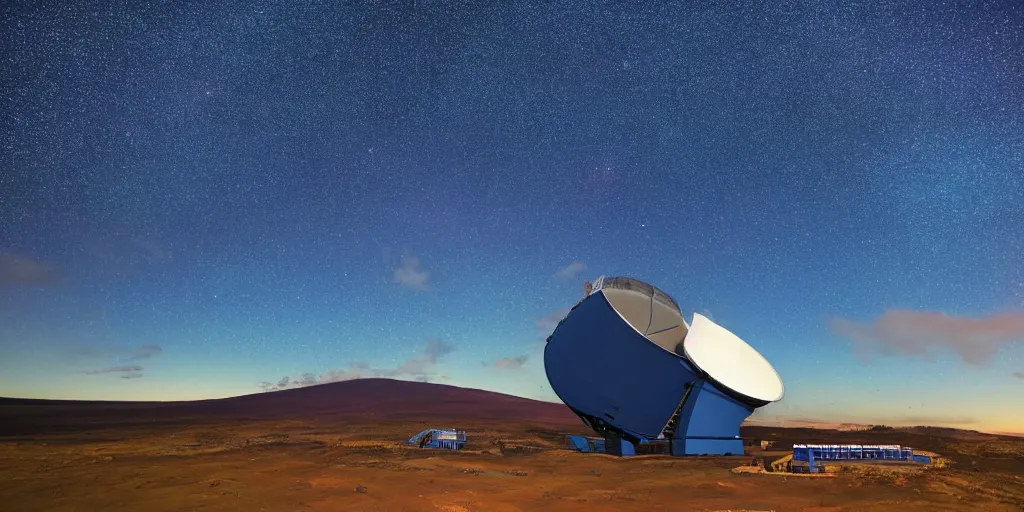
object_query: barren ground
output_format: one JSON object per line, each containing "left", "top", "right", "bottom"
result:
{"left": 3, "top": 418, "right": 1024, "bottom": 512}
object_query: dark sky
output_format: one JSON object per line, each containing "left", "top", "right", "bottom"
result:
{"left": 2, "top": 0, "right": 1023, "bottom": 433}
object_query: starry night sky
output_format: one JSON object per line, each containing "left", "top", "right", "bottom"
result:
{"left": 3, "top": 1, "right": 1023, "bottom": 434}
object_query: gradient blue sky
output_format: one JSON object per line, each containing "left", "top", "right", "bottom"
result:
{"left": 2, "top": 1, "right": 1023, "bottom": 434}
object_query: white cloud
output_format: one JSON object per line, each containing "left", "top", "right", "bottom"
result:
{"left": 555, "top": 261, "right": 586, "bottom": 280}
{"left": 394, "top": 255, "right": 429, "bottom": 290}
{"left": 831, "top": 308, "right": 1024, "bottom": 366}
{"left": 259, "top": 339, "right": 456, "bottom": 391}
{"left": 0, "top": 251, "right": 58, "bottom": 288}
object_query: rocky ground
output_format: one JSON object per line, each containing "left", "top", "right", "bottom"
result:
{"left": 2, "top": 418, "right": 1023, "bottom": 511}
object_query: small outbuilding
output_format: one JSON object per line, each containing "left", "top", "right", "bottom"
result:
{"left": 407, "top": 429, "right": 467, "bottom": 450}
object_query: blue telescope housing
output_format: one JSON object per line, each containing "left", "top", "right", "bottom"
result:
{"left": 544, "top": 276, "right": 784, "bottom": 456}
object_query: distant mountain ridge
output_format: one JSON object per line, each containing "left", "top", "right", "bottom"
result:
{"left": 4, "top": 379, "right": 1019, "bottom": 439}
{"left": 744, "top": 417, "right": 1022, "bottom": 439}
{"left": 0, "top": 378, "right": 581, "bottom": 436}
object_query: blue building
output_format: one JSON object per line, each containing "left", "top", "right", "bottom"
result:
{"left": 545, "top": 276, "right": 785, "bottom": 457}
{"left": 793, "top": 444, "right": 915, "bottom": 462}
{"left": 407, "top": 429, "right": 467, "bottom": 450}
{"left": 792, "top": 444, "right": 925, "bottom": 472}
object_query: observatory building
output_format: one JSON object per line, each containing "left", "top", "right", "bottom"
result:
{"left": 544, "top": 276, "right": 784, "bottom": 456}
{"left": 407, "top": 429, "right": 467, "bottom": 450}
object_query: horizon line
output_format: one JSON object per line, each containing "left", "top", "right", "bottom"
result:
{"left": 3, "top": 377, "right": 1020, "bottom": 437}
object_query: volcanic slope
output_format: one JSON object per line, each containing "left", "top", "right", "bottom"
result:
{"left": 0, "top": 378, "right": 580, "bottom": 436}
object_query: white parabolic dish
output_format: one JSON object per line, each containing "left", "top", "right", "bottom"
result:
{"left": 682, "top": 312, "right": 784, "bottom": 403}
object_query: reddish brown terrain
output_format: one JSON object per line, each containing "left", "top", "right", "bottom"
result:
{"left": 1, "top": 378, "right": 1022, "bottom": 511}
